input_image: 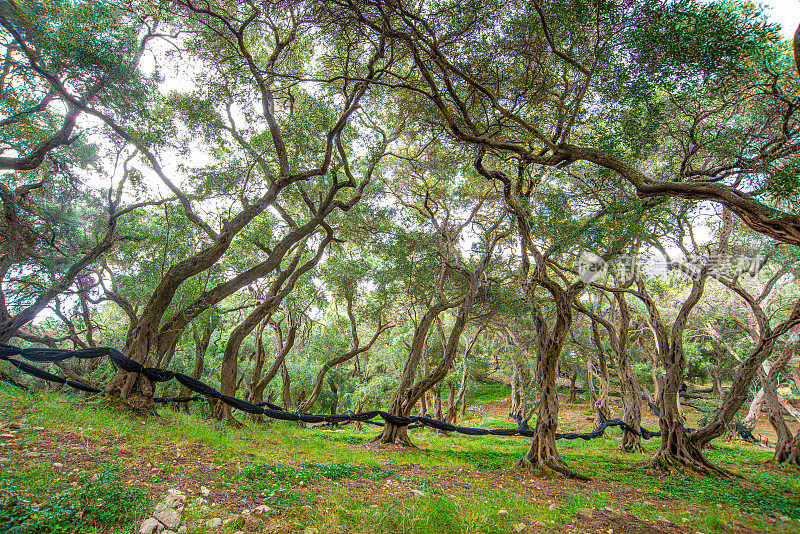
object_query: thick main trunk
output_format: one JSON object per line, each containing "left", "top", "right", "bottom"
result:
{"left": 373, "top": 389, "right": 417, "bottom": 446}
{"left": 774, "top": 433, "right": 800, "bottom": 465}
{"left": 618, "top": 350, "right": 642, "bottom": 452}
{"left": 516, "top": 273, "right": 587, "bottom": 480}
{"left": 516, "top": 340, "right": 587, "bottom": 480}
{"left": 639, "top": 274, "right": 730, "bottom": 474}
{"left": 591, "top": 320, "right": 610, "bottom": 424}
{"left": 373, "top": 302, "right": 467, "bottom": 444}
{"left": 759, "top": 346, "right": 797, "bottom": 463}
{"left": 651, "top": 354, "right": 730, "bottom": 475}
{"left": 568, "top": 372, "right": 578, "bottom": 404}
{"left": 105, "top": 318, "right": 160, "bottom": 413}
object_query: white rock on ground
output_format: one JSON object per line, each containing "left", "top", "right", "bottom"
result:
{"left": 139, "top": 518, "right": 160, "bottom": 534}
{"left": 576, "top": 508, "right": 594, "bottom": 521}
{"left": 206, "top": 518, "right": 222, "bottom": 528}
{"left": 164, "top": 495, "right": 185, "bottom": 511}
{"left": 154, "top": 507, "right": 181, "bottom": 531}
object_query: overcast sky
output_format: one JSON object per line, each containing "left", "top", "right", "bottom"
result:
{"left": 764, "top": 0, "right": 799, "bottom": 39}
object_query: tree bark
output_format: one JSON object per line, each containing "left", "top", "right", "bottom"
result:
{"left": 515, "top": 264, "right": 588, "bottom": 480}
{"left": 280, "top": 359, "right": 291, "bottom": 410}
{"left": 690, "top": 299, "right": 800, "bottom": 449}
{"left": 760, "top": 340, "right": 800, "bottom": 463}
{"left": 249, "top": 316, "right": 298, "bottom": 421}
{"left": 612, "top": 292, "right": 642, "bottom": 452}
{"left": 173, "top": 320, "right": 213, "bottom": 413}
{"left": 640, "top": 274, "right": 730, "bottom": 475}
{"left": 374, "top": 228, "right": 503, "bottom": 445}
{"left": 372, "top": 299, "right": 462, "bottom": 446}
{"left": 590, "top": 318, "right": 610, "bottom": 423}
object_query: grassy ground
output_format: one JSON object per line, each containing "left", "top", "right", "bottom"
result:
{"left": 1, "top": 383, "right": 799, "bottom": 534}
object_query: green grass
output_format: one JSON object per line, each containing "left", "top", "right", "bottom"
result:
{"left": 655, "top": 473, "right": 800, "bottom": 519}
{"left": 0, "top": 459, "right": 150, "bottom": 534}
{"left": 468, "top": 381, "right": 512, "bottom": 404}
{"left": 3, "top": 384, "right": 800, "bottom": 534}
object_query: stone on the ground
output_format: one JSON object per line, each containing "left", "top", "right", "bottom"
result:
{"left": 254, "top": 504, "right": 271, "bottom": 513}
{"left": 24, "top": 451, "right": 42, "bottom": 458}
{"left": 497, "top": 509, "right": 509, "bottom": 516}
{"left": 206, "top": 518, "right": 222, "bottom": 528}
{"left": 245, "top": 517, "right": 263, "bottom": 530}
{"left": 200, "top": 486, "right": 210, "bottom": 497}
{"left": 513, "top": 524, "right": 527, "bottom": 533}
{"left": 409, "top": 489, "right": 425, "bottom": 497}
{"left": 53, "top": 462, "right": 63, "bottom": 468}
{"left": 32, "top": 427, "right": 45, "bottom": 431}
{"left": 154, "top": 502, "right": 168, "bottom": 513}
{"left": 576, "top": 508, "right": 594, "bottom": 521}
{"left": 164, "top": 494, "right": 185, "bottom": 509}
{"left": 139, "top": 518, "right": 160, "bottom": 534}
{"left": 154, "top": 507, "right": 181, "bottom": 530}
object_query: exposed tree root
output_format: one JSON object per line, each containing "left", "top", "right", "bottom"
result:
{"left": 514, "top": 456, "right": 591, "bottom": 481}
{"left": 370, "top": 424, "right": 418, "bottom": 448}
{"left": 774, "top": 434, "right": 800, "bottom": 465}
{"left": 224, "top": 415, "right": 246, "bottom": 428}
{"left": 621, "top": 440, "right": 644, "bottom": 454}
{"left": 650, "top": 449, "right": 738, "bottom": 478}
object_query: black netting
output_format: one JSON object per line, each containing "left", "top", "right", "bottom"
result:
{"left": 0, "top": 343, "right": 663, "bottom": 442}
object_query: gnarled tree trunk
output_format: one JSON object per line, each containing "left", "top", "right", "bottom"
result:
{"left": 515, "top": 269, "right": 588, "bottom": 480}
{"left": 590, "top": 318, "right": 610, "bottom": 424}
{"left": 249, "top": 315, "right": 298, "bottom": 422}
